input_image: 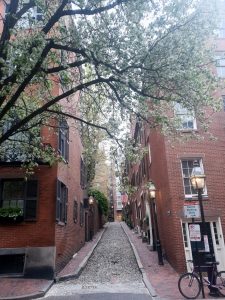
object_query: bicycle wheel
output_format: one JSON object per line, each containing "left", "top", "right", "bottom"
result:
{"left": 178, "top": 272, "right": 201, "bottom": 299}
{"left": 216, "top": 271, "right": 225, "bottom": 297}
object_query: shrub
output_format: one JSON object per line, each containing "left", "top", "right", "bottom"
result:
{"left": 88, "top": 189, "right": 108, "bottom": 216}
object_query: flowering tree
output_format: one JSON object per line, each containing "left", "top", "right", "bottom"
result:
{"left": 0, "top": 0, "right": 218, "bottom": 168}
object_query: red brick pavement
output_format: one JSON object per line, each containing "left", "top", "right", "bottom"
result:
{"left": 0, "top": 278, "right": 52, "bottom": 299}
{"left": 121, "top": 222, "right": 225, "bottom": 300}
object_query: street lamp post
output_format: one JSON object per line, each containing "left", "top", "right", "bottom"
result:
{"left": 148, "top": 181, "right": 164, "bottom": 266}
{"left": 89, "top": 196, "right": 94, "bottom": 241}
{"left": 190, "top": 160, "right": 207, "bottom": 298}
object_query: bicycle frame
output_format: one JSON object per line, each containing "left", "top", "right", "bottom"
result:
{"left": 188, "top": 260, "right": 218, "bottom": 288}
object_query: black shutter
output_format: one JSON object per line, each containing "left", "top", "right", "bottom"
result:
{"left": 66, "top": 129, "right": 69, "bottom": 162}
{"left": 56, "top": 179, "right": 61, "bottom": 221}
{"left": 64, "top": 186, "right": 68, "bottom": 224}
{"left": 24, "top": 180, "right": 38, "bottom": 220}
{"left": 0, "top": 179, "right": 2, "bottom": 207}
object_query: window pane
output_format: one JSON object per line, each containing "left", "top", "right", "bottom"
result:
{"left": 185, "top": 186, "right": 191, "bottom": 195}
{"left": 2, "top": 181, "right": 24, "bottom": 202}
{"left": 182, "top": 160, "right": 188, "bottom": 168}
{"left": 183, "top": 168, "right": 189, "bottom": 177}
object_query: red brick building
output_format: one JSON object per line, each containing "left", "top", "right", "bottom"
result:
{"left": 0, "top": 1, "right": 101, "bottom": 279}
{"left": 126, "top": 19, "right": 225, "bottom": 273}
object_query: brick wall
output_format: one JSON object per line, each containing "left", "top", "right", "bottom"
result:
{"left": 0, "top": 165, "right": 57, "bottom": 248}
{"left": 150, "top": 107, "right": 225, "bottom": 273}
{"left": 55, "top": 114, "right": 86, "bottom": 272}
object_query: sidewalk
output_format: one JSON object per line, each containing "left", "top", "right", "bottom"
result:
{"left": 121, "top": 222, "right": 225, "bottom": 300}
{"left": 0, "top": 226, "right": 106, "bottom": 300}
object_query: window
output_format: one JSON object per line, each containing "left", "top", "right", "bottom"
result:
{"left": 215, "top": 54, "right": 225, "bottom": 78}
{"left": 222, "top": 95, "right": 225, "bottom": 111}
{"left": 80, "top": 158, "right": 86, "bottom": 189}
{"left": 17, "top": 2, "right": 43, "bottom": 28}
{"left": 80, "top": 203, "right": 84, "bottom": 226}
{"left": 56, "top": 180, "right": 68, "bottom": 223}
{"left": 0, "top": 179, "right": 38, "bottom": 220}
{"left": 73, "top": 199, "right": 78, "bottom": 223}
{"left": 175, "top": 103, "right": 197, "bottom": 130}
{"left": 181, "top": 159, "right": 207, "bottom": 198}
{"left": 58, "top": 120, "right": 69, "bottom": 161}
{"left": 1, "top": 119, "right": 35, "bottom": 162}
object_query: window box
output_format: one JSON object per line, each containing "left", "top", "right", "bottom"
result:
{"left": 0, "top": 207, "right": 24, "bottom": 224}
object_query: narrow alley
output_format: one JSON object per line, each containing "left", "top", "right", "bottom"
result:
{"left": 44, "top": 222, "right": 152, "bottom": 300}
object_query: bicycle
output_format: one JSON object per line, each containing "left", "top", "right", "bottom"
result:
{"left": 178, "top": 260, "right": 225, "bottom": 299}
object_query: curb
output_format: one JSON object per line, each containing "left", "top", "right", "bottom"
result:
{"left": 121, "top": 222, "right": 160, "bottom": 299}
{"left": 55, "top": 225, "right": 107, "bottom": 282}
{"left": 0, "top": 281, "right": 54, "bottom": 300}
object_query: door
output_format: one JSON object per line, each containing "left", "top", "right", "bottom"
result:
{"left": 182, "top": 220, "right": 225, "bottom": 272}
{"left": 211, "top": 219, "right": 225, "bottom": 271}
{"left": 190, "top": 222, "right": 215, "bottom": 267}
{"left": 181, "top": 222, "right": 193, "bottom": 272}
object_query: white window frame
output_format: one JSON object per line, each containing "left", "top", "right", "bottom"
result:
{"left": 181, "top": 158, "right": 207, "bottom": 199}
{"left": 174, "top": 103, "right": 197, "bottom": 131}
{"left": 215, "top": 54, "right": 225, "bottom": 78}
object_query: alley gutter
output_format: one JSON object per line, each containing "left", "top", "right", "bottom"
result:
{"left": 121, "top": 222, "right": 161, "bottom": 300}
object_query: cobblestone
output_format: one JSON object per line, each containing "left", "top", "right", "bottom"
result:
{"left": 46, "top": 223, "right": 149, "bottom": 297}
{"left": 75, "top": 222, "right": 142, "bottom": 284}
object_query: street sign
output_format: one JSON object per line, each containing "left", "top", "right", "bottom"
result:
{"left": 189, "top": 224, "right": 201, "bottom": 241}
{"left": 183, "top": 202, "right": 200, "bottom": 218}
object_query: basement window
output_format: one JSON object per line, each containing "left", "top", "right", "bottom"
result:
{"left": 0, "top": 254, "right": 25, "bottom": 275}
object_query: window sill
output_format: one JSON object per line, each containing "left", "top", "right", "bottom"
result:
{"left": 56, "top": 221, "right": 66, "bottom": 226}
{"left": 178, "top": 129, "right": 198, "bottom": 133}
{"left": 184, "top": 195, "right": 208, "bottom": 201}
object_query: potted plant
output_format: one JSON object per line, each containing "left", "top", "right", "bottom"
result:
{"left": 0, "top": 207, "right": 24, "bottom": 224}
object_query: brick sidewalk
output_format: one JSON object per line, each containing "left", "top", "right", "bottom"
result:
{"left": 0, "top": 278, "right": 53, "bottom": 300}
{"left": 121, "top": 222, "right": 225, "bottom": 300}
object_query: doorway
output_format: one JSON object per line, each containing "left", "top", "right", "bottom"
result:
{"left": 181, "top": 219, "right": 225, "bottom": 272}
{"left": 190, "top": 222, "right": 215, "bottom": 267}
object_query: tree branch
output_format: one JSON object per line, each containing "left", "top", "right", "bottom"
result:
{"left": 0, "top": 76, "right": 115, "bottom": 145}
{"left": 0, "top": 41, "right": 53, "bottom": 114}
{"left": 43, "top": 59, "right": 88, "bottom": 73}
{"left": 46, "top": 108, "right": 115, "bottom": 139}
{"left": 62, "top": 0, "right": 128, "bottom": 16}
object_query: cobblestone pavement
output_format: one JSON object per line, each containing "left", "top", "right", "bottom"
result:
{"left": 45, "top": 223, "right": 151, "bottom": 298}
